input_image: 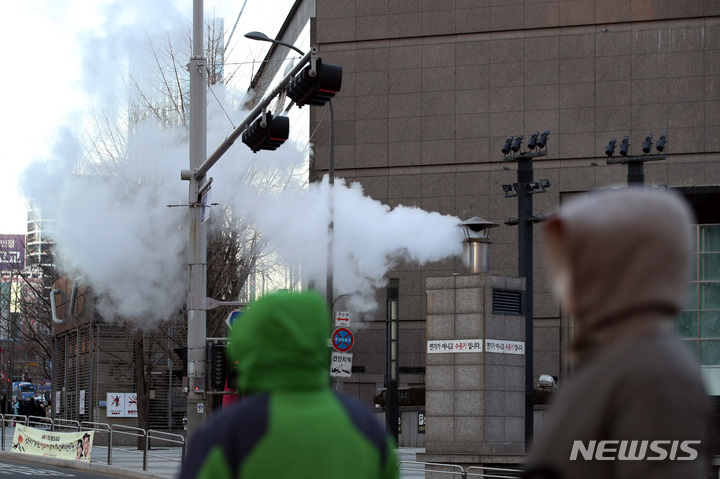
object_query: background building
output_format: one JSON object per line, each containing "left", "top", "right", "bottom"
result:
{"left": 248, "top": 0, "right": 720, "bottom": 416}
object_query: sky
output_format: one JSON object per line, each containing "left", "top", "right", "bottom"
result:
{"left": 0, "top": 0, "right": 290, "bottom": 234}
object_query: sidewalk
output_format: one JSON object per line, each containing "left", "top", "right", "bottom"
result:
{"left": 0, "top": 445, "right": 423, "bottom": 478}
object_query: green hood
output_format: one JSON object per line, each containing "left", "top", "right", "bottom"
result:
{"left": 228, "top": 290, "right": 331, "bottom": 394}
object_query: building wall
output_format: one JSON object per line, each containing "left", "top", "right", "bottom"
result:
{"left": 310, "top": 1, "right": 720, "bottom": 401}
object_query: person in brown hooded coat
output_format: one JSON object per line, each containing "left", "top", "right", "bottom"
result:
{"left": 523, "top": 187, "right": 714, "bottom": 479}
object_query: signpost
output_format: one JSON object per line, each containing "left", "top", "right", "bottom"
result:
{"left": 331, "top": 327, "right": 354, "bottom": 353}
{"left": 330, "top": 314, "right": 353, "bottom": 378}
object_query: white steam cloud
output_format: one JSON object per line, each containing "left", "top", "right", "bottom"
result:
{"left": 23, "top": 96, "right": 464, "bottom": 324}
{"left": 244, "top": 178, "right": 463, "bottom": 313}
{"left": 20, "top": 1, "right": 465, "bottom": 325}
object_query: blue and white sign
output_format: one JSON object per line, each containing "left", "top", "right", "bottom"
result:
{"left": 225, "top": 309, "right": 243, "bottom": 328}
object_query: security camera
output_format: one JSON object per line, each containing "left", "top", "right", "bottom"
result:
{"left": 537, "top": 374, "right": 557, "bottom": 389}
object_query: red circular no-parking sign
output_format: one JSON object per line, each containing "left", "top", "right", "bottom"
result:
{"left": 332, "top": 327, "right": 354, "bottom": 352}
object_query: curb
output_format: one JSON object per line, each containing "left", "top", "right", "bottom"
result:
{"left": 0, "top": 450, "right": 164, "bottom": 478}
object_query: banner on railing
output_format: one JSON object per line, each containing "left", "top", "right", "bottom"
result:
{"left": 12, "top": 424, "right": 94, "bottom": 462}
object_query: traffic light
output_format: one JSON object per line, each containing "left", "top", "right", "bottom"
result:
{"left": 209, "top": 343, "right": 227, "bottom": 390}
{"left": 227, "top": 357, "right": 239, "bottom": 391}
{"left": 172, "top": 346, "right": 187, "bottom": 382}
{"left": 286, "top": 58, "right": 342, "bottom": 108}
{"left": 241, "top": 113, "right": 290, "bottom": 152}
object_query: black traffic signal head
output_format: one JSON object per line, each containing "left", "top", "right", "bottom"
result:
{"left": 642, "top": 134, "right": 653, "bottom": 154}
{"left": 619, "top": 136, "right": 630, "bottom": 156}
{"left": 209, "top": 343, "right": 228, "bottom": 390}
{"left": 242, "top": 113, "right": 290, "bottom": 152}
{"left": 605, "top": 138, "right": 617, "bottom": 157}
{"left": 656, "top": 133, "right": 667, "bottom": 152}
{"left": 172, "top": 346, "right": 187, "bottom": 381}
{"left": 501, "top": 136, "right": 514, "bottom": 155}
{"left": 286, "top": 58, "right": 342, "bottom": 108}
{"left": 537, "top": 130, "right": 550, "bottom": 149}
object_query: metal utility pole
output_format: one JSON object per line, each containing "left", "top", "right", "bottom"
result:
{"left": 186, "top": 0, "right": 208, "bottom": 439}
{"left": 516, "top": 156, "right": 535, "bottom": 451}
{"left": 326, "top": 99, "right": 335, "bottom": 311}
{"left": 501, "top": 131, "right": 551, "bottom": 451}
{"left": 181, "top": 10, "right": 335, "bottom": 439}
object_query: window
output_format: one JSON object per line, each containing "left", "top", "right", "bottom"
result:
{"left": 678, "top": 224, "right": 720, "bottom": 393}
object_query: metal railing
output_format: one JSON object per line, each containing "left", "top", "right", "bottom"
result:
{"left": 148, "top": 429, "right": 187, "bottom": 465}
{"left": 81, "top": 421, "right": 111, "bottom": 464}
{"left": 399, "top": 461, "right": 522, "bottom": 478}
{"left": 0, "top": 416, "right": 523, "bottom": 477}
{"left": 111, "top": 424, "right": 149, "bottom": 470}
{"left": 0, "top": 414, "right": 186, "bottom": 473}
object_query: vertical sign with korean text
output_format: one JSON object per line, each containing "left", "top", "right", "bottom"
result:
{"left": 0, "top": 235, "right": 25, "bottom": 270}
{"left": 330, "top": 351, "right": 353, "bottom": 377}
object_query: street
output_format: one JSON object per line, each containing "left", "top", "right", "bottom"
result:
{"left": 0, "top": 456, "right": 126, "bottom": 478}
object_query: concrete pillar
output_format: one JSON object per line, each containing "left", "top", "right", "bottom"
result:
{"left": 421, "top": 274, "right": 526, "bottom": 465}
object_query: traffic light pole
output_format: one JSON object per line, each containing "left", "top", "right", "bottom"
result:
{"left": 184, "top": 1, "right": 314, "bottom": 439}
{"left": 194, "top": 49, "right": 313, "bottom": 179}
{"left": 186, "top": 0, "right": 208, "bottom": 440}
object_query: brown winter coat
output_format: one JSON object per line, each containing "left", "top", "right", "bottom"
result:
{"left": 524, "top": 187, "right": 714, "bottom": 479}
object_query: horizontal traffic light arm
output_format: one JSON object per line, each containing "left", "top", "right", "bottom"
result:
{"left": 193, "top": 48, "right": 315, "bottom": 180}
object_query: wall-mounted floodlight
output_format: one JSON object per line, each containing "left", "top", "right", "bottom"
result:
{"left": 619, "top": 136, "right": 630, "bottom": 156}
{"left": 605, "top": 138, "right": 617, "bottom": 157}
{"left": 642, "top": 134, "right": 653, "bottom": 154}
{"left": 605, "top": 133, "right": 667, "bottom": 186}
{"left": 502, "top": 137, "right": 514, "bottom": 155}
{"left": 527, "top": 131, "right": 540, "bottom": 150}
{"left": 511, "top": 135, "right": 524, "bottom": 153}
{"left": 656, "top": 133, "right": 667, "bottom": 152}
{"left": 537, "top": 130, "right": 550, "bottom": 149}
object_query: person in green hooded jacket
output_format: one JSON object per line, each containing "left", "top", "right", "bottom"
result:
{"left": 177, "top": 290, "right": 399, "bottom": 479}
